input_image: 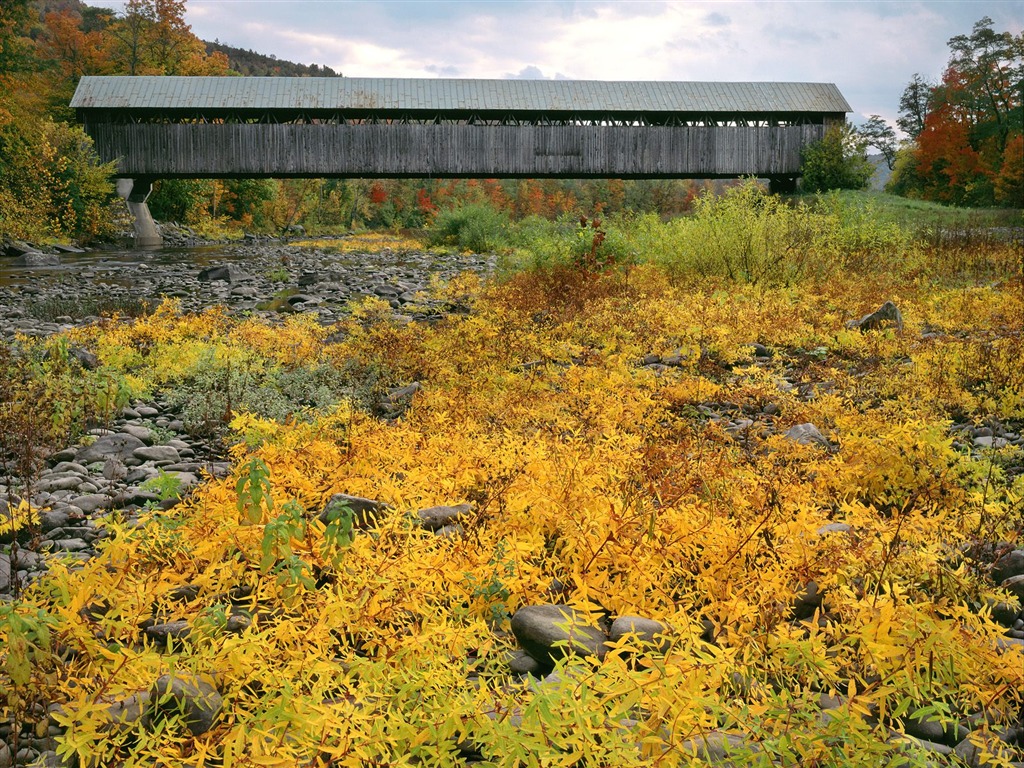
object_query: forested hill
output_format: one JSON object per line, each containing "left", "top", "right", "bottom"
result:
{"left": 204, "top": 40, "right": 340, "bottom": 77}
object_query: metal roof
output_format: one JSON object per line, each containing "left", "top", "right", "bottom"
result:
{"left": 71, "top": 76, "right": 851, "bottom": 114}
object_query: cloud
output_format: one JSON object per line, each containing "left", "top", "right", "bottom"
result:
{"left": 703, "top": 11, "right": 730, "bottom": 27}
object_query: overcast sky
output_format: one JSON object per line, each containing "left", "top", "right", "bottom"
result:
{"left": 86, "top": 1, "right": 1023, "bottom": 128}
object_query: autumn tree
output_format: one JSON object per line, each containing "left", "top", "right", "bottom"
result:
{"left": 890, "top": 17, "right": 1023, "bottom": 207}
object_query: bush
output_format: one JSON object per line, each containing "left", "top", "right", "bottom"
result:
{"left": 801, "top": 124, "right": 874, "bottom": 193}
{"left": 427, "top": 203, "right": 511, "bottom": 253}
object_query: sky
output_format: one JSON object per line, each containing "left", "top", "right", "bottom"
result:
{"left": 86, "top": 1, "right": 1023, "bottom": 128}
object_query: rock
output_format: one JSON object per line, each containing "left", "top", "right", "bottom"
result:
{"left": 102, "top": 692, "right": 151, "bottom": 734}
{"left": 954, "top": 729, "right": 1021, "bottom": 767}
{"left": 120, "top": 425, "right": 155, "bottom": 445}
{"left": 679, "top": 731, "right": 758, "bottom": 762}
{"left": 990, "top": 601, "right": 1020, "bottom": 627}
{"left": 69, "top": 494, "right": 111, "bottom": 514}
{"left": 508, "top": 650, "right": 545, "bottom": 675}
{"left": 0, "top": 554, "right": 10, "bottom": 593}
{"left": 198, "top": 265, "right": 247, "bottom": 283}
{"left": 133, "top": 445, "right": 181, "bottom": 464}
{"left": 993, "top": 550, "right": 1024, "bottom": 584}
{"left": 12, "top": 252, "right": 60, "bottom": 267}
{"left": 510, "top": 604, "right": 608, "bottom": 664}
{"left": 816, "top": 522, "right": 852, "bottom": 536}
{"left": 148, "top": 674, "right": 222, "bottom": 736}
{"left": 784, "top": 423, "right": 832, "bottom": 450}
{"left": 3, "top": 240, "right": 35, "bottom": 258}
{"left": 791, "top": 581, "right": 825, "bottom": 620}
{"left": 76, "top": 433, "right": 146, "bottom": 464}
{"left": 318, "top": 493, "right": 390, "bottom": 529}
{"left": 70, "top": 347, "right": 100, "bottom": 370}
{"left": 609, "top": 615, "right": 670, "bottom": 652}
{"left": 417, "top": 503, "right": 472, "bottom": 531}
{"left": 1001, "top": 574, "right": 1024, "bottom": 602}
{"left": 144, "top": 620, "right": 190, "bottom": 643}
{"left": 848, "top": 301, "right": 904, "bottom": 332}
{"left": 903, "top": 712, "right": 970, "bottom": 747}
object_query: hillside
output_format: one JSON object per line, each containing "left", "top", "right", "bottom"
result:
{"left": 204, "top": 39, "right": 340, "bottom": 77}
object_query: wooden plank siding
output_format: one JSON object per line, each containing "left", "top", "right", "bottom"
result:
{"left": 88, "top": 123, "right": 826, "bottom": 179}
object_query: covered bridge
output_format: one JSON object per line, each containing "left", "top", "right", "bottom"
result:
{"left": 71, "top": 76, "right": 851, "bottom": 244}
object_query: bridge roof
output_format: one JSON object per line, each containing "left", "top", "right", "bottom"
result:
{"left": 71, "top": 76, "right": 850, "bottom": 114}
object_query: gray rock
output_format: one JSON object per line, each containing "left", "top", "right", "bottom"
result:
{"left": 816, "top": 522, "right": 853, "bottom": 536}
{"left": 102, "top": 692, "right": 151, "bottom": 734}
{"left": 903, "top": 712, "right": 970, "bottom": 747}
{"left": 76, "top": 433, "right": 145, "bottom": 464}
{"left": 144, "top": 620, "right": 190, "bottom": 643}
{"left": 508, "top": 649, "right": 545, "bottom": 675}
{"left": 69, "top": 494, "right": 110, "bottom": 514}
{"left": 0, "top": 743, "right": 10, "bottom": 768}
{"left": 133, "top": 445, "right": 180, "bottom": 464}
{"left": 70, "top": 347, "right": 100, "bottom": 370}
{"left": 954, "top": 730, "right": 1020, "bottom": 767}
{"left": 1001, "top": 574, "right": 1024, "bottom": 603}
{"left": 38, "top": 509, "right": 71, "bottom": 532}
{"left": 36, "top": 476, "right": 83, "bottom": 493}
{"left": 791, "top": 580, "right": 825, "bottom": 620}
{"left": 848, "top": 301, "right": 904, "bottom": 332}
{"left": 609, "top": 615, "right": 670, "bottom": 652}
{"left": 318, "top": 493, "right": 390, "bottom": 529}
{"left": 993, "top": 550, "right": 1024, "bottom": 584}
{"left": 120, "top": 425, "right": 155, "bottom": 445}
{"left": 678, "top": 731, "right": 759, "bottom": 763}
{"left": 12, "top": 252, "right": 60, "bottom": 267}
{"left": 417, "top": 503, "right": 472, "bottom": 531}
{"left": 784, "top": 423, "right": 832, "bottom": 450}
{"left": 510, "top": 604, "right": 608, "bottom": 663}
{"left": 148, "top": 674, "right": 222, "bottom": 736}
{"left": 0, "top": 554, "right": 10, "bottom": 593}
{"left": 198, "top": 265, "right": 247, "bottom": 283}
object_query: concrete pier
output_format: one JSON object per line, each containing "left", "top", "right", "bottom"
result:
{"left": 116, "top": 178, "right": 161, "bottom": 248}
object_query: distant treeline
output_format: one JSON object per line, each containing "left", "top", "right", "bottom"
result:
{"left": 204, "top": 40, "right": 339, "bottom": 78}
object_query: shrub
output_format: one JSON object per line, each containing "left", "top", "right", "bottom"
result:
{"left": 801, "top": 124, "right": 874, "bottom": 193}
{"left": 427, "top": 203, "right": 511, "bottom": 253}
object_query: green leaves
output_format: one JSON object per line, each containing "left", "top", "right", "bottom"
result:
{"left": 237, "top": 456, "right": 273, "bottom": 525}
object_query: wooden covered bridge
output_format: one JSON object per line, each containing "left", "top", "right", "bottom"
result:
{"left": 71, "top": 76, "right": 850, "bottom": 245}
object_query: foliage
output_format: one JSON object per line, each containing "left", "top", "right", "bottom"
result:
{"left": 428, "top": 203, "right": 512, "bottom": 253}
{"left": 3, "top": 219, "right": 1023, "bottom": 764}
{"left": 891, "top": 17, "right": 1023, "bottom": 207}
{"left": 800, "top": 124, "right": 874, "bottom": 193}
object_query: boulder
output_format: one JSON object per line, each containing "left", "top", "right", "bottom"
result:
{"left": 848, "top": 301, "right": 904, "bottom": 332}
{"left": 147, "top": 674, "right": 222, "bottom": 736}
{"left": 76, "top": 433, "right": 146, "bottom": 464}
{"left": 318, "top": 493, "right": 391, "bottom": 529}
{"left": 510, "top": 604, "right": 608, "bottom": 663}
{"left": 609, "top": 615, "right": 670, "bottom": 652}
{"left": 417, "top": 503, "right": 472, "bottom": 531}
{"left": 784, "top": 423, "right": 833, "bottom": 450}
{"left": 12, "top": 252, "right": 60, "bottom": 267}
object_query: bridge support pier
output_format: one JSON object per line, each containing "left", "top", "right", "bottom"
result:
{"left": 768, "top": 176, "right": 798, "bottom": 195}
{"left": 116, "top": 178, "right": 161, "bottom": 248}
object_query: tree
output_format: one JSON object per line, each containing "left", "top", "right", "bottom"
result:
{"left": 897, "top": 74, "right": 934, "bottom": 137}
{"left": 891, "top": 17, "right": 1023, "bottom": 207}
{"left": 857, "top": 115, "right": 899, "bottom": 170}
{"left": 800, "top": 124, "right": 874, "bottom": 192}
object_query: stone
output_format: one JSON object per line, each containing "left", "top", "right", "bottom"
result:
{"left": 318, "top": 493, "right": 391, "bottom": 529}
{"left": 133, "top": 445, "right": 181, "bottom": 464}
{"left": 990, "top": 601, "right": 1020, "bottom": 627}
{"left": 954, "top": 730, "right": 1020, "bottom": 767}
{"left": 0, "top": 554, "right": 10, "bottom": 593}
{"left": 148, "top": 674, "right": 222, "bottom": 736}
{"left": 69, "top": 494, "right": 111, "bottom": 514}
{"left": 609, "top": 615, "right": 670, "bottom": 652}
{"left": 993, "top": 550, "right": 1024, "bottom": 584}
{"left": 144, "top": 620, "right": 191, "bottom": 643}
{"left": 903, "top": 712, "right": 970, "bottom": 747}
{"left": 102, "top": 692, "right": 151, "bottom": 734}
{"left": 510, "top": 604, "right": 608, "bottom": 664}
{"left": 417, "top": 503, "right": 472, "bottom": 531}
{"left": 120, "top": 424, "right": 155, "bottom": 445}
{"left": 70, "top": 347, "right": 100, "bottom": 370}
{"left": 791, "top": 581, "right": 825, "bottom": 620}
{"left": 508, "top": 649, "right": 545, "bottom": 675}
{"left": 76, "top": 433, "right": 146, "bottom": 464}
{"left": 816, "top": 522, "right": 853, "bottom": 536}
{"left": 679, "top": 731, "right": 759, "bottom": 762}
{"left": 12, "top": 252, "right": 60, "bottom": 267}
{"left": 848, "top": 301, "right": 904, "bottom": 332}
{"left": 198, "top": 265, "right": 247, "bottom": 283}
{"left": 39, "top": 509, "right": 75, "bottom": 534}
{"left": 784, "top": 423, "right": 832, "bottom": 450}
{"left": 1001, "top": 574, "right": 1024, "bottom": 602}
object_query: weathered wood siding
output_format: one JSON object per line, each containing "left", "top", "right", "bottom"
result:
{"left": 88, "top": 123, "right": 825, "bottom": 178}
